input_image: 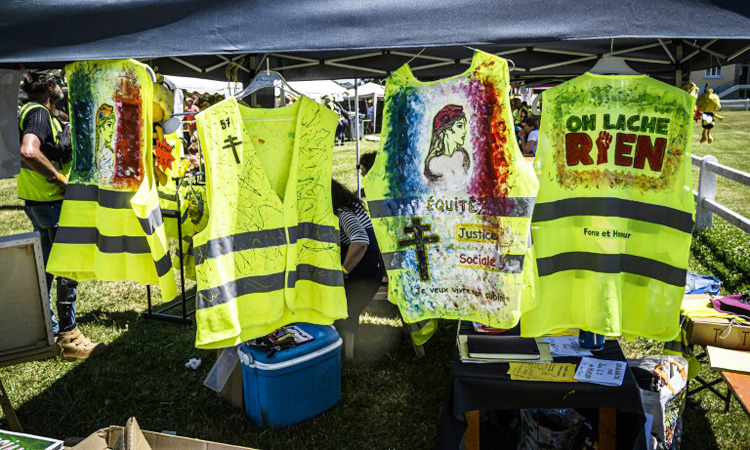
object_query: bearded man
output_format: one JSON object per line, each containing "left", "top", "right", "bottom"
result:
{"left": 18, "top": 72, "right": 106, "bottom": 359}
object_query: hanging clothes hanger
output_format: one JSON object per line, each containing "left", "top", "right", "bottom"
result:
{"left": 463, "top": 46, "right": 516, "bottom": 71}
{"left": 589, "top": 40, "right": 640, "bottom": 75}
{"left": 235, "top": 55, "right": 303, "bottom": 100}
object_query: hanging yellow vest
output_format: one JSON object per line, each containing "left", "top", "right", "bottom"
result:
{"left": 47, "top": 59, "right": 176, "bottom": 301}
{"left": 157, "top": 132, "right": 188, "bottom": 239}
{"left": 363, "top": 50, "right": 539, "bottom": 329}
{"left": 194, "top": 96, "right": 347, "bottom": 349}
{"left": 174, "top": 181, "right": 208, "bottom": 280}
{"left": 17, "top": 102, "right": 71, "bottom": 202}
{"left": 521, "top": 72, "right": 695, "bottom": 341}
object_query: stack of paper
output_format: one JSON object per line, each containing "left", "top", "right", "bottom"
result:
{"left": 707, "top": 345, "right": 750, "bottom": 374}
{"left": 573, "top": 357, "right": 627, "bottom": 387}
{"left": 543, "top": 336, "right": 593, "bottom": 358}
{"left": 508, "top": 362, "right": 578, "bottom": 382}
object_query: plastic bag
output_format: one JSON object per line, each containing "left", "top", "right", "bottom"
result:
{"left": 685, "top": 273, "right": 721, "bottom": 296}
{"left": 518, "top": 408, "right": 585, "bottom": 450}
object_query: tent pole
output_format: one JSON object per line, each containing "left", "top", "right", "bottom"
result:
{"left": 373, "top": 93, "right": 378, "bottom": 134}
{"left": 675, "top": 44, "right": 683, "bottom": 86}
{"left": 355, "top": 79, "right": 361, "bottom": 198}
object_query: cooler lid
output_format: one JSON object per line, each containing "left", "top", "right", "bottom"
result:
{"left": 239, "top": 323, "right": 340, "bottom": 366}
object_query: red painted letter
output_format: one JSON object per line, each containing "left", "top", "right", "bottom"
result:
{"left": 614, "top": 133, "right": 635, "bottom": 167}
{"left": 633, "top": 136, "right": 666, "bottom": 171}
{"left": 565, "top": 133, "right": 594, "bottom": 166}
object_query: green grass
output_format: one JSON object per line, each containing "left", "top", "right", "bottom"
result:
{"left": 1, "top": 112, "right": 750, "bottom": 449}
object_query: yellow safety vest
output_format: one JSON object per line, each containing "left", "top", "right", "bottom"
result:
{"left": 17, "top": 102, "right": 71, "bottom": 201}
{"left": 47, "top": 59, "right": 176, "bottom": 301}
{"left": 194, "top": 96, "right": 347, "bottom": 349}
{"left": 363, "top": 50, "right": 539, "bottom": 329}
{"left": 157, "top": 132, "right": 188, "bottom": 239}
{"left": 176, "top": 182, "right": 208, "bottom": 280}
{"left": 521, "top": 72, "right": 696, "bottom": 341}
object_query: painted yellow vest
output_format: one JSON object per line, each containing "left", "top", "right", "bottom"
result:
{"left": 194, "top": 96, "right": 347, "bottom": 349}
{"left": 47, "top": 59, "right": 176, "bottom": 301}
{"left": 521, "top": 72, "right": 695, "bottom": 341}
{"left": 17, "top": 102, "right": 71, "bottom": 202}
{"left": 363, "top": 51, "right": 539, "bottom": 329}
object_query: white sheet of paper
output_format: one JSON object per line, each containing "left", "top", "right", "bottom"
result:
{"left": 574, "top": 357, "right": 626, "bottom": 387}
{"left": 543, "top": 336, "right": 593, "bottom": 358}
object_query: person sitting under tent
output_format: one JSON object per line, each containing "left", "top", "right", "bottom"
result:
{"left": 332, "top": 179, "right": 385, "bottom": 360}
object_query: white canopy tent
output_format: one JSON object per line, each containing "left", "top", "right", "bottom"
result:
{"left": 163, "top": 75, "right": 243, "bottom": 97}
{"left": 345, "top": 82, "right": 384, "bottom": 99}
{"left": 163, "top": 75, "right": 243, "bottom": 115}
{"left": 287, "top": 80, "right": 348, "bottom": 101}
{"left": 346, "top": 82, "right": 384, "bottom": 133}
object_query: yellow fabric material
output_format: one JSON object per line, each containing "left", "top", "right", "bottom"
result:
{"left": 522, "top": 72, "right": 696, "bottom": 341}
{"left": 363, "top": 50, "right": 538, "bottom": 329}
{"left": 174, "top": 182, "right": 208, "bottom": 280}
{"left": 158, "top": 131, "right": 187, "bottom": 240}
{"left": 17, "top": 102, "right": 70, "bottom": 202}
{"left": 409, "top": 318, "right": 438, "bottom": 346}
{"left": 47, "top": 59, "right": 175, "bottom": 301}
{"left": 681, "top": 296, "right": 741, "bottom": 320}
{"left": 194, "top": 96, "right": 347, "bottom": 349}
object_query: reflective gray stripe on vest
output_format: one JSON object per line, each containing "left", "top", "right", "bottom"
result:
{"left": 368, "top": 196, "right": 535, "bottom": 218}
{"left": 65, "top": 184, "right": 135, "bottom": 209}
{"left": 382, "top": 250, "right": 525, "bottom": 273}
{"left": 161, "top": 208, "right": 189, "bottom": 224}
{"left": 154, "top": 252, "right": 172, "bottom": 277}
{"left": 196, "top": 264, "right": 343, "bottom": 309}
{"left": 158, "top": 190, "right": 177, "bottom": 202}
{"left": 194, "top": 228, "right": 287, "bottom": 265}
{"left": 532, "top": 197, "right": 694, "bottom": 233}
{"left": 55, "top": 226, "right": 150, "bottom": 253}
{"left": 382, "top": 251, "right": 407, "bottom": 270}
{"left": 197, "top": 272, "right": 286, "bottom": 310}
{"left": 137, "top": 207, "right": 164, "bottom": 236}
{"left": 536, "top": 252, "right": 687, "bottom": 287}
{"left": 287, "top": 264, "right": 344, "bottom": 288}
{"left": 194, "top": 222, "right": 339, "bottom": 265}
{"left": 288, "top": 223, "right": 339, "bottom": 245}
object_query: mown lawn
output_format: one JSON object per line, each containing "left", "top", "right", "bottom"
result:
{"left": 1, "top": 112, "right": 750, "bottom": 449}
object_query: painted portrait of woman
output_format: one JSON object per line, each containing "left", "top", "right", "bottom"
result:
{"left": 423, "top": 104, "right": 470, "bottom": 183}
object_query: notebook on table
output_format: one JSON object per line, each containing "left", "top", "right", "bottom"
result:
{"left": 466, "top": 335, "right": 540, "bottom": 360}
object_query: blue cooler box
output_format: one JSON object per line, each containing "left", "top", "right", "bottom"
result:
{"left": 237, "top": 323, "right": 342, "bottom": 428}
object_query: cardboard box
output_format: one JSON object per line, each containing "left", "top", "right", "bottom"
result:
{"left": 72, "top": 417, "right": 255, "bottom": 450}
{"left": 687, "top": 317, "right": 750, "bottom": 351}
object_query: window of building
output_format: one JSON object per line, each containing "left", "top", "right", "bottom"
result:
{"left": 705, "top": 66, "right": 723, "bottom": 78}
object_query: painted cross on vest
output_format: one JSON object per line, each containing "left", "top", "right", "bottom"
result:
{"left": 223, "top": 134, "right": 242, "bottom": 164}
{"left": 398, "top": 217, "right": 440, "bottom": 281}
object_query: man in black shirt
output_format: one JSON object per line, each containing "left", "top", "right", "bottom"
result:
{"left": 18, "top": 72, "right": 105, "bottom": 360}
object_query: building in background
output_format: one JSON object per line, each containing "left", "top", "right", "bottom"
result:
{"left": 690, "top": 63, "right": 750, "bottom": 99}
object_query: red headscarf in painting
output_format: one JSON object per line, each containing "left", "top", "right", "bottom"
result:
{"left": 432, "top": 105, "right": 464, "bottom": 132}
